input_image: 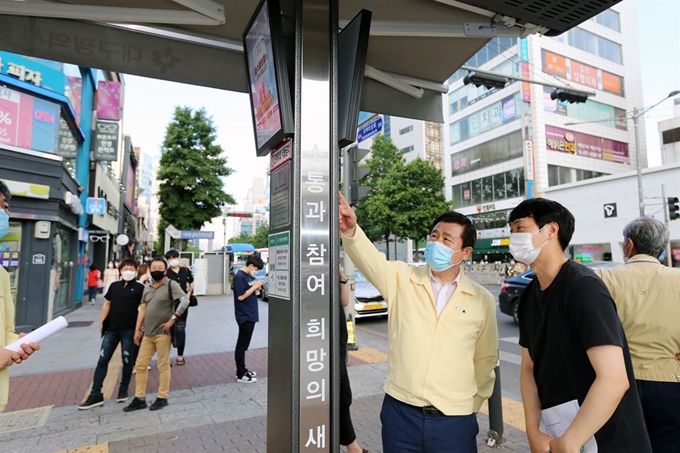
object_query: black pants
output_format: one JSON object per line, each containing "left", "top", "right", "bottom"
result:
{"left": 235, "top": 321, "right": 255, "bottom": 378}
{"left": 637, "top": 379, "right": 680, "bottom": 453}
{"left": 173, "top": 308, "right": 189, "bottom": 356}
{"left": 340, "top": 350, "right": 356, "bottom": 446}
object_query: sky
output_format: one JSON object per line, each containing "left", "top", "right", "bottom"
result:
{"left": 121, "top": 0, "right": 680, "bottom": 203}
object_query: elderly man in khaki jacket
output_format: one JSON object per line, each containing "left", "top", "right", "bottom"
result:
{"left": 595, "top": 216, "right": 680, "bottom": 453}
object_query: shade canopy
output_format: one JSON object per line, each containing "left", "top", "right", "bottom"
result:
{"left": 0, "top": 0, "right": 621, "bottom": 122}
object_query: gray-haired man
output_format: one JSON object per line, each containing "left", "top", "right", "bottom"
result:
{"left": 595, "top": 216, "right": 680, "bottom": 453}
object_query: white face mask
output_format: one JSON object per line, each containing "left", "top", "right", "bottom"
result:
{"left": 121, "top": 270, "right": 137, "bottom": 281}
{"left": 509, "top": 226, "right": 551, "bottom": 265}
{"left": 622, "top": 239, "right": 632, "bottom": 263}
{"left": 250, "top": 269, "right": 259, "bottom": 277}
{"left": 168, "top": 259, "right": 180, "bottom": 268}
{"left": 108, "top": 263, "right": 114, "bottom": 268}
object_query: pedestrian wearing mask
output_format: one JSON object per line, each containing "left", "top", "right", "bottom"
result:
{"left": 103, "top": 260, "right": 120, "bottom": 295}
{"left": 339, "top": 192, "right": 498, "bottom": 453}
{"left": 0, "top": 181, "right": 40, "bottom": 413}
{"left": 124, "top": 257, "right": 188, "bottom": 412}
{"left": 233, "top": 255, "right": 264, "bottom": 383}
{"left": 509, "top": 198, "right": 651, "bottom": 453}
{"left": 79, "top": 259, "right": 145, "bottom": 410}
{"left": 164, "top": 249, "right": 194, "bottom": 366}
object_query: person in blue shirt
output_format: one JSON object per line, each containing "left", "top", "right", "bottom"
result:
{"left": 233, "top": 255, "right": 265, "bottom": 383}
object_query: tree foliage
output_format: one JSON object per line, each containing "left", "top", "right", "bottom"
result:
{"left": 227, "top": 223, "right": 269, "bottom": 249}
{"left": 156, "top": 106, "right": 235, "bottom": 249}
{"left": 355, "top": 135, "right": 450, "bottom": 258}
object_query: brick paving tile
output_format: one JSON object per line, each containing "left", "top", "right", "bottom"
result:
{"left": 110, "top": 393, "right": 530, "bottom": 453}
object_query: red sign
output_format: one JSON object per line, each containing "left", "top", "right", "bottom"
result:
{"left": 228, "top": 212, "right": 254, "bottom": 218}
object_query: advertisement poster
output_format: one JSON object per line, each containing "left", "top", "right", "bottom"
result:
{"left": 67, "top": 76, "right": 83, "bottom": 121}
{"left": 245, "top": 2, "right": 282, "bottom": 150}
{"left": 125, "top": 161, "right": 135, "bottom": 210}
{"left": 0, "top": 86, "right": 59, "bottom": 153}
{"left": 545, "top": 125, "right": 629, "bottom": 164}
{"left": 96, "top": 80, "right": 122, "bottom": 121}
{"left": 92, "top": 120, "right": 120, "bottom": 161}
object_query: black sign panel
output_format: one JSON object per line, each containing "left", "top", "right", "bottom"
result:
{"left": 603, "top": 203, "right": 617, "bottom": 218}
{"left": 92, "top": 120, "right": 119, "bottom": 161}
{"left": 57, "top": 118, "right": 78, "bottom": 158}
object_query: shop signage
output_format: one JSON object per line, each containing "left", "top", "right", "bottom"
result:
{"left": 96, "top": 80, "right": 122, "bottom": 121}
{"left": 2, "top": 179, "right": 50, "bottom": 199}
{"left": 603, "top": 203, "right": 617, "bottom": 218}
{"left": 0, "top": 51, "right": 67, "bottom": 93}
{"left": 179, "top": 230, "right": 215, "bottom": 240}
{"left": 476, "top": 203, "right": 496, "bottom": 213}
{"left": 524, "top": 140, "right": 535, "bottom": 181}
{"left": 491, "top": 238, "right": 510, "bottom": 247}
{"left": 57, "top": 118, "right": 78, "bottom": 158}
{"left": 0, "top": 86, "right": 61, "bottom": 154}
{"left": 0, "top": 251, "right": 19, "bottom": 268}
{"left": 92, "top": 120, "right": 119, "bottom": 161}
{"left": 86, "top": 197, "right": 106, "bottom": 215}
{"left": 357, "top": 116, "right": 382, "bottom": 142}
{"left": 107, "top": 201, "right": 120, "bottom": 219}
{"left": 545, "top": 126, "right": 629, "bottom": 164}
{"left": 541, "top": 49, "right": 624, "bottom": 96}
{"left": 32, "top": 254, "right": 46, "bottom": 265}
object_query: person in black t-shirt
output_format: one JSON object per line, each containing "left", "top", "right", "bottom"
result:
{"left": 508, "top": 198, "right": 651, "bottom": 453}
{"left": 165, "top": 249, "right": 194, "bottom": 366}
{"left": 79, "top": 259, "right": 145, "bottom": 410}
{"left": 233, "top": 254, "right": 264, "bottom": 383}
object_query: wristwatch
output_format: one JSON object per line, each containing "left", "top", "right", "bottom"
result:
{"left": 171, "top": 314, "right": 177, "bottom": 321}
{"left": 340, "top": 278, "right": 348, "bottom": 284}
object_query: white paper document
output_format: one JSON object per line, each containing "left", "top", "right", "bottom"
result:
{"left": 5, "top": 316, "right": 69, "bottom": 353}
{"left": 541, "top": 399, "right": 598, "bottom": 452}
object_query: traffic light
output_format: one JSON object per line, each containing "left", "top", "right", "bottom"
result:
{"left": 667, "top": 197, "right": 680, "bottom": 220}
{"left": 463, "top": 72, "right": 507, "bottom": 90}
{"left": 550, "top": 88, "right": 589, "bottom": 104}
{"left": 348, "top": 147, "right": 370, "bottom": 206}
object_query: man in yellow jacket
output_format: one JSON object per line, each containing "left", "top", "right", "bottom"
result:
{"left": 339, "top": 192, "right": 498, "bottom": 453}
{"left": 595, "top": 216, "right": 680, "bottom": 453}
{"left": 0, "top": 181, "right": 40, "bottom": 413}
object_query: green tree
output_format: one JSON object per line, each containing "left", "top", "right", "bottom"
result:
{"left": 251, "top": 223, "right": 269, "bottom": 249}
{"left": 229, "top": 232, "right": 253, "bottom": 245}
{"left": 355, "top": 135, "right": 404, "bottom": 259}
{"left": 156, "top": 106, "right": 235, "bottom": 250}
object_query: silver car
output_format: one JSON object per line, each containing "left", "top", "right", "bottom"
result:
{"left": 354, "top": 270, "right": 387, "bottom": 319}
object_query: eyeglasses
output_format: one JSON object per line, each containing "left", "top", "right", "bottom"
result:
{"left": 90, "top": 235, "right": 109, "bottom": 242}
{"left": 96, "top": 123, "right": 118, "bottom": 133}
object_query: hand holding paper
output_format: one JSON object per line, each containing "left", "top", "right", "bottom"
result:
{"left": 6, "top": 316, "right": 68, "bottom": 357}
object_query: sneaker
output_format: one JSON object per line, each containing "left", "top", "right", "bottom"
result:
{"left": 149, "top": 398, "right": 168, "bottom": 411}
{"left": 78, "top": 394, "right": 104, "bottom": 410}
{"left": 90, "top": 300, "right": 95, "bottom": 306}
{"left": 123, "top": 397, "right": 147, "bottom": 412}
{"left": 236, "top": 374, "right": 257, "bottom": 383}
{"left": 245, "top": 370, "right": 257, "bottom": 378}
{"left": 117, "top": 388, "right": 128, "bottom": 403}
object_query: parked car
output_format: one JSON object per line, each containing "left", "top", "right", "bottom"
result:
{"left": 260, "top": 276, "right": 270, "bottom": 301}
{"left": 499, "top": 261, "right": 623, "bottom": 324}
{"left": 354, "top": 270, "right": 388, "bottom": 319}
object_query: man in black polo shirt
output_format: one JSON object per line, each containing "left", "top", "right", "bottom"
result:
{"left": 80, "top": 259, "right": 145, "bottom": 410}
{"left": 509, "top": 198, "right": 651, "bottom": 453}
{"left": 232, "top": 254, "right": 264, "bottom": 383}
{"left": 164, "top": 249, "right": 194, "bottom": 366}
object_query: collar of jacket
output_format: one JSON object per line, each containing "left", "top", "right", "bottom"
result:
{"left": 409, "top": 265, "right": 476, "bottom": 296}
{"left": 626, "top": 254, "right": 661, "bottom": 264}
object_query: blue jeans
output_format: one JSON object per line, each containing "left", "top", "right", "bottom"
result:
{"left": 88, "top": 286, "right": 98, "bottom": 302}
{"left": 380, "top": 394, "right": 479, "bottom": 453}
{"left": 91, "top": 329, "right": 136, "bottom": 396}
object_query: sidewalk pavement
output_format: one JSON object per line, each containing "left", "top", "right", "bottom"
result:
{"left": 2, "top": 294, "right": 531, "bottom": 452}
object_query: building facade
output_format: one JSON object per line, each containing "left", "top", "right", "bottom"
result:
{"left": 443, "top": 1, "right": 645, "bottom": 261}
{"left": 659, "top": 99, "right": 680, "bottom": 165}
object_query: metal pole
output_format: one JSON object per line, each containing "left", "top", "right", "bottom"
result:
{"left": 661, "top": 185, "right": 673, "bottom": 267}
{"left": 342, "top": 147, "right": 358, "bottom": 350}
{"left": 633, "top": 109, "right": 644, "bottom": 216}
{"left": 223, "top": 212, "right": 228, "bottom": 295}
{"left": 486, "top": 363, "right": 504, "bottom": 447}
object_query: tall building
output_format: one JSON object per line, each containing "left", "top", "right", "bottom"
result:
{"left": 659, "top": 99, "right": 680, "bottom": 165}
{"left": 443, "top": 1, "right": 644, "bottom": 261}
{"left": 233, "top": 177, "right": 267, "bottom": 237}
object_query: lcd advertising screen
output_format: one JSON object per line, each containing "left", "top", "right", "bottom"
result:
{"left": 243, "top": 0, "right": 292, "bottom": 156}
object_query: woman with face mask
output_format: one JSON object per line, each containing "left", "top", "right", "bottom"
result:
{"left": 103, "top": 260, "right": 120, "bottom": 296}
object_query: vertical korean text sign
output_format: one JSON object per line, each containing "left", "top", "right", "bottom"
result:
{"left": 300, "top": 153, "right": 331, "bottom": 451}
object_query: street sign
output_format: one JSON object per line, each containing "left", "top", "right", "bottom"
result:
{"left": 603, "top": 203, "right": 617, "bottom": 218}
{"left": 179, "top": 230, "right": 215, "bottom": 240}
{"left": 85, "top": 197, "right": 106, "bottom": 215}
{"left": 357, "top": 116, "right": 383, "bottom": 142}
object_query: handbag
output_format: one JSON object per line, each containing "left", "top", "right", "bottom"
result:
{"left": 96, "top": 271, "right": 104, "bottom": 289}
{"left": 189, "top": 295, "right": 198, "bottom": 307}
{"left": 167, "top": 281, "right": 186, "bottom": 346}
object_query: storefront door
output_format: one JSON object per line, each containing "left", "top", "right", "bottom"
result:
{"left": 52, "top": 227, "right": 71, "bottom": 313}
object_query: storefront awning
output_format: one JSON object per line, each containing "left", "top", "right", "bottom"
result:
{"left": 0, "top": 0, "right": 621, "bottom": 123}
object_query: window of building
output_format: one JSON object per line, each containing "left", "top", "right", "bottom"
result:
{"left": 448, "top": 59, "right": 520, "bottom": 115}
{"left": 401, "top": 145, "right": 415, "bottom": 154}
{"left": 662, "top": 127, "right": 680, "bottom": 145}
{"left": 450, "top": 92, "right": 522, "bottom": 145}
{"left": 469, "top": 209, "right": 513, "bottom": 231}
{"left": 448, "top": 38, "right": 518, "bottom": 84}
{"left": 384, "top": 115, "right": 391, "bottom": 138}
{"left": 451, "top": 168, "right": 524, "bottom": 208}
{"left": 547, "top": 164, "right": 609, "bottom": 187}
{"left": 593, "top": 9, "right": 620, "bottom": 32}
{"left": 542, "top": 87, "right": 627, "bottom": 130}
{"left": 450, "top": 131, "right": 524, "bottom": 176}
{"left": 399, "top": 125, "right": 413, "bottom": 135}
{"left": 555, "top": 27, "right": 622, "bottom": 64}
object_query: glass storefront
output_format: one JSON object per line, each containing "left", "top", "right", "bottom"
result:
{"left": 0, "top": 222, "right": 21, "bottom": 303}
{"left": 52, "top": 226, "right": 72, "bottom": 314}
{"left": 548, "top": 165, "right": 609, "bottom": 187}
{"left": 452, "top": 168, "right": 525, "bottom": 209}
{"left": 450, "top": 131, "right": 524, "bottom": 176}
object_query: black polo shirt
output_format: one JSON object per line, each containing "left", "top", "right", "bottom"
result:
{"left": 104, "top": 280, "right": 145, "bottom": 331}
{"left": 166, "top": 266, "right": 193, "bottom": 293}
{"left": 518, "top": 260, "right": 651, "bottom": 452}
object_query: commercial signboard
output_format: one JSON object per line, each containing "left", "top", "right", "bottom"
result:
{"left": 0, "top": 86, "right": 60, "bottom": 153}
{"left": 542, "top": 49, "right": 625, "bottom": 96}
{"left": 96, "top": 80, "right": 122, "bottom": 120}
{"left": 57, "top": 118, "right": 78, "bottom": 158}
{"left": 92, "top": 120, "right": 119, "bottom": 161}
{"left": 0, "top": 51, "right": 66, "bottom": 93}
{"left": 545, "top": 125, "right": 629, "bottom": 164}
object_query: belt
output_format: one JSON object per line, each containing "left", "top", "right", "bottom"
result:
{"left": 403, "top": 401, "right": 445, "bottom": 416}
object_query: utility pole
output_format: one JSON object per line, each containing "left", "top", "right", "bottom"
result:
{"left": 661, "top": 185, "right": 673, "bottom": 267}
{"left": 634, "top": 108, "right": 644, "bottom": 216}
